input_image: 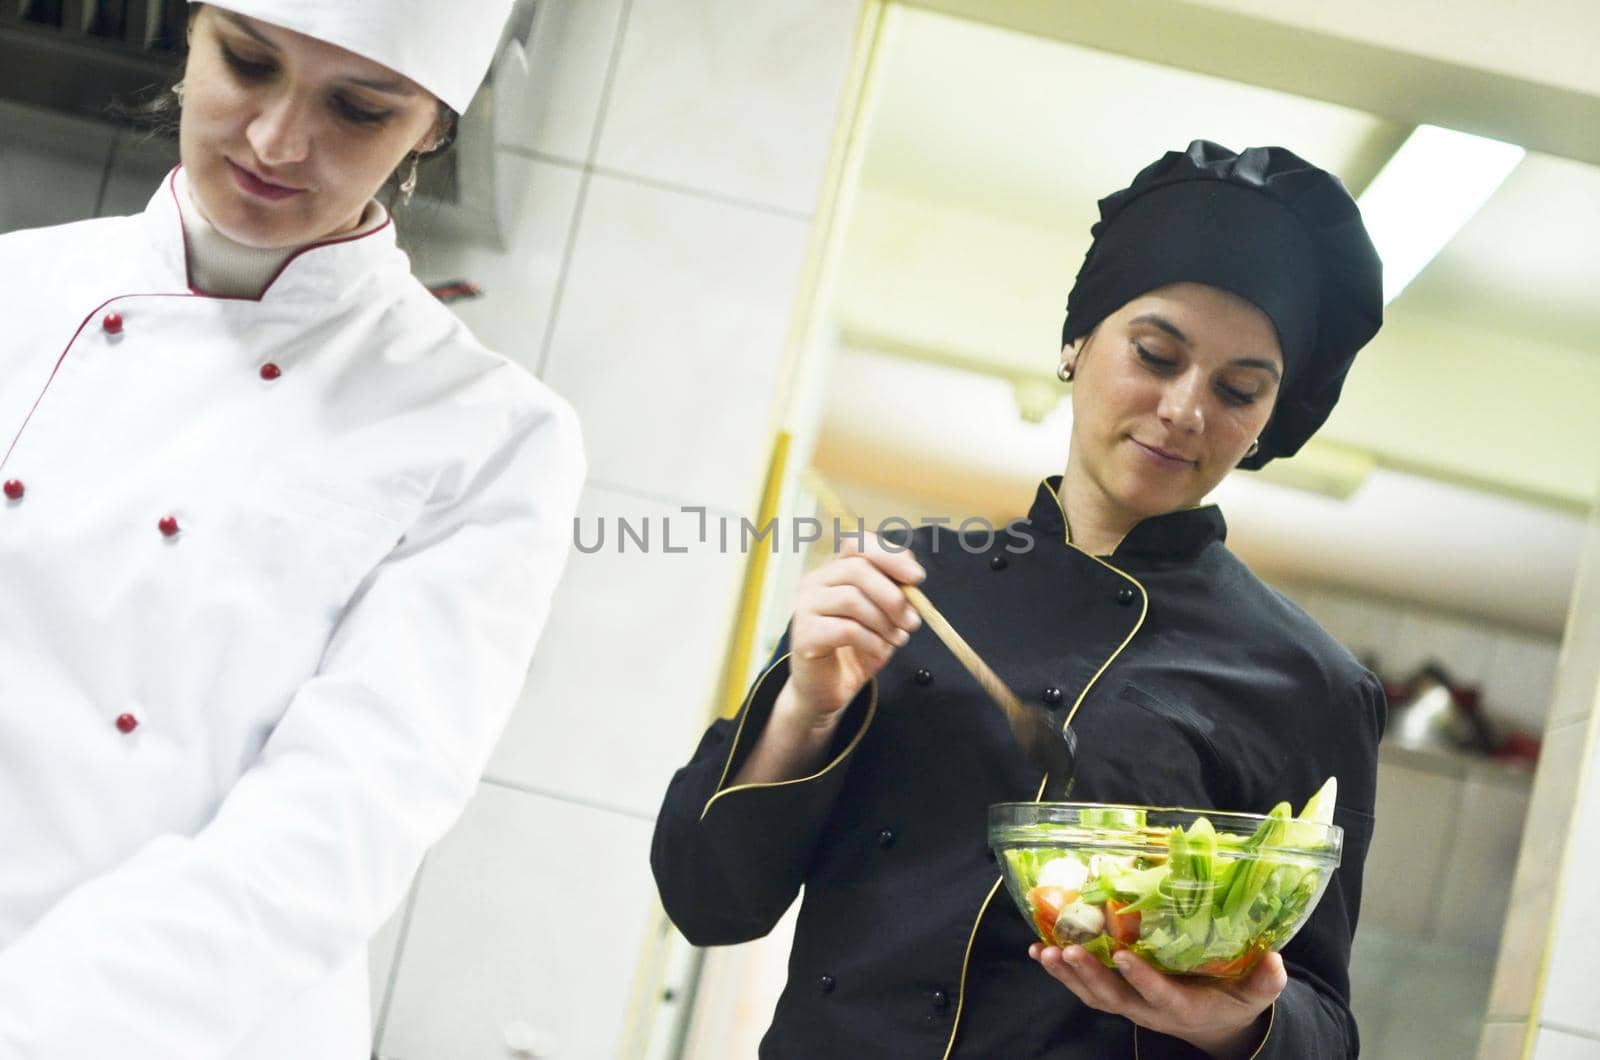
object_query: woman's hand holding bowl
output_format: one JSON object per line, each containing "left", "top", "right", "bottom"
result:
{"left": 1030, "top": 942, "right": 1286, "bottom": 1059}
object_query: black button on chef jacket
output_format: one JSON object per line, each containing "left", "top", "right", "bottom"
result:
{"left": 652, "top": 478, "right": 1384, "bottom": 1059}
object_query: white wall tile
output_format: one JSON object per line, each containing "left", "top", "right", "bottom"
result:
{"left": 402, "top": 155, "right": 583, "bottom": 375}
{"left": 487, "top": 484, "right": 744, "bottom": 816}
{"left": 1483, "top": 633, "right": 1562, "bottom": 732}
{"left": 500, "top": 0, "right": 628, "bottom": 162}
{"left": 1487, "top": 866, "right": 1557, "bottom": 1024}
{"left": 1550, "top": 609, "right": 1600, "bottom": 732}
{"left": 377, "top": 784, "right": 655, "bottom": 1060}
{"left": 1488, "top": 716, "right": 1592, "bottom": 1020}
{"left": 1548, "top": 510, "right": 1600, "bottom": 729}
{"left": 1347, "top": 930, "right": 1400, "bottom": 1053}
{"left": 0, "top": 101, "right": 114, "bottom": 234}
{"left": 1479, "top": 1019, "right": 1530, "bottom": 1060}
{"left": 1388, "top": 609, "right": 1498, "bottom": 687}
{"left": 1535, "top": 718, "right": 1600, "bottom": 1035}
{"left": 1534, "top": 1027, "right": 1600, "bottom": 1059}
{"left": 1366, "top": 955, "right": 1495, "bottom": 1060}
{"left": 542, "top": 173, "right": 812, "bottom": 513}
{"left": 594, "top": 0, "right": 859, "bottom": 213}
{"left": 1350, "top": 932, "right": 1496, "bottom": 1060}
{"left": 1364, "top": 761, "right": 1461, "bottom": 939}
{"left": 1432, "top": 776, "right": 1532, "bottom": 950}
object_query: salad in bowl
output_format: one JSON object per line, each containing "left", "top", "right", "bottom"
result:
{"left": 988, "top": 778, "right": 1342, "bottom": 978}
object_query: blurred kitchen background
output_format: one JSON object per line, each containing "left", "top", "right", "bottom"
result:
{"left": 4, "top": 1, "right": 1600, "bottom": 1058}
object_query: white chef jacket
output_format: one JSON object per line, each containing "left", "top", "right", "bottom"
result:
{"left": 0, "top": 168, "right": 585, "bottom": 1058}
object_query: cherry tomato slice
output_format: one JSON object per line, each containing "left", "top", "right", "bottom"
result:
{"left": 1104, "top": 898, "right": 1141, "bottom": 946}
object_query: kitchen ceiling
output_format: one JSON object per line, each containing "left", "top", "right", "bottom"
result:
{"left": 858, "top": 14, "right": 1404, "bottom": 235}
{"left": 829, "top": 6, "right": 1600, "bottom": 512}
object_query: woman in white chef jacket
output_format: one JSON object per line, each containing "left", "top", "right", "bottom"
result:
{"left": 0, "top": 2, "right": 583, "bottom": 1057}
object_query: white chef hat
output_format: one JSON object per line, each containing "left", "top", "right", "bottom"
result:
{"left": 196, "top": 0, "right": 514, "bottom": 114}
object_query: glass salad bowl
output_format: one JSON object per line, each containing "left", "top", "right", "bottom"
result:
{"left": 988, "top": 783, "right": 1342, "bottom": 979}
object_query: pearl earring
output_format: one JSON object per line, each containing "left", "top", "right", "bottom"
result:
{"left": 399, "top": 155, "right": 420, "bottom": 205}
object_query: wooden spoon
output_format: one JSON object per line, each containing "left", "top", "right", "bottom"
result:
{"left": 803, "top": 472, "right": 1078, "bottom": 797}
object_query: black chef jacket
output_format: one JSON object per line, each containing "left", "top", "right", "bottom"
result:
{"left": 652, "top": 478, "right": 1383, "bottom": 1059}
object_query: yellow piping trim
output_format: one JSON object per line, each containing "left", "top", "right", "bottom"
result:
{"left": 940, "top": 876, "right": 1005, "bottom": 1060}
{"left": 940, "top": 772, "right": 1050, "bottom": 1060}
{"left": 1042, "top": 478, "right": 1149, "bottom": 736}
{"left": 700, "top": 651, "right": 880, "bottom": 820}
{"left": 942, "top": 481, "right": 1148, "bottom": 1057}
{"left": 1132, "top": 1001, "right": 1276, "bottom": 1059}
{"left": 1052, "top": 477, "right": 1285, "bottom": 1059}
{"left": 1247, "top": 1003, "right": 1277, "bottom": 1060}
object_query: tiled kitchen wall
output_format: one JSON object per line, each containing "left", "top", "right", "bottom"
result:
{"left": 365, "top": 3, "right": 865, "bottom": 1055}
{"left": 0, "top": 1, "right": 863, "bottom": 1056}
{"left": 1478, "top": 491, "right": 1600, "bottom": 1060}
{"left": 1274, "top": 563, "right": 1600, "bottom": 1060}
{"left": 1261, "top": 581, "right": 1557, "bottom": 1060}
{"left": 1275, "top": 579, "right": 1561, "bottom": 735}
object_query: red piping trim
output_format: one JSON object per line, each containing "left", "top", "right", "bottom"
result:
{"left": 165, "top": 165, "right": 395, "bottom": 302}
{"left": 3, "top": 170, "right": 395, "bottom": 473}
{"left": 2, "top": 293, "right": 199, "bottom": 471}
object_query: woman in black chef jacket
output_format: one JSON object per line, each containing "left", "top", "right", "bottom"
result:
{"left": 652, "top": 141, "right": 1386, "bottom": 1059}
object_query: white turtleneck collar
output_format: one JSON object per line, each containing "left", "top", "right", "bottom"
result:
{"left": 176, "top": 168, "right": 390, "bottom": 299}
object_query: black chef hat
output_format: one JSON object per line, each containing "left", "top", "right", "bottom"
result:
{"left": 1061, "top": 140, "right": 1383, "bottom": 469}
